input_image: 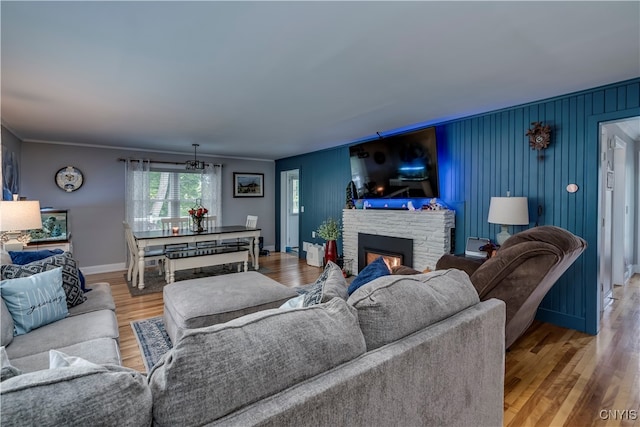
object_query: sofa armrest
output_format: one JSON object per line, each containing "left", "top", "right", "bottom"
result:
{"left": 435, "top": 254, "right": 484, "bottom": 278}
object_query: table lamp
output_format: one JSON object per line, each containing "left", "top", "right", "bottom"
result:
{"left": 487, "top": 196, "right": 529, "bottom": 245}
{"left": 0, "top": 200, "right": 43, "bottom": 251}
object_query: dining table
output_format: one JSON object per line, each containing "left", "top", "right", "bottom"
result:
{"left": 132, "top": 225, "right": 261, "bottom": 289}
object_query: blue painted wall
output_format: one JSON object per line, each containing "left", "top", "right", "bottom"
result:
{"left": 276, "top": 78, "right": 640, "bottom": 334}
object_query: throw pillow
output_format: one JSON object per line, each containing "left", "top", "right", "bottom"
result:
{"left": 49, "top": 349, "right": 102, "bottom": 369}
{"left": 0, "top": 268, "right": 69, "bottom": 336}
{"left": 0, "top": 252, "right": 86, "bottom": 308}
{"left": 347, "top": 256, "right": 391, "bottom": 295}
{"left": 8, "top": 249, "right": 63, "bottom": 265}
{"left": 8, "top": 250, "right": 88, "bottom": 292}
{"left": 0, "top": 346, "right": 22, "bottom": 382}
{"left": 303, "top": 261, "right": 349, "bottom": 306}
{"left": 279, "top": 294, "right": 305, "bottom": 310}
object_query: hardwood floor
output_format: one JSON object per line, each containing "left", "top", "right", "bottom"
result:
{"left": 87, "top": 254, "right": 639, "bottom": 426}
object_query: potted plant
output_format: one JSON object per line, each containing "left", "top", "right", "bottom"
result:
{"left": 316, "top": 217, "right": 341, "bottom": 264}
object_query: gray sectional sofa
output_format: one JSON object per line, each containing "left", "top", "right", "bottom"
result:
{"left": 1, "top": 269, "right": 506, "bottom": 427}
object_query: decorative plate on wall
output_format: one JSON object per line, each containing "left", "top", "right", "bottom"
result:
{"left": 55, "top": 166, "right": 84, "bottom": 192}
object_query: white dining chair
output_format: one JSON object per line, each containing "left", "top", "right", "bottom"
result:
{"left": 221, "top": 215, "right": 258, "bottom": 265}
{"left": 160, "top": 217, "right": 190, "bottom": 232}
{"left": 123, "top": 221, "right": 165, "bottom": 288}
{"left": 160, "top": 217, "right": 192, "bottom": 251}
{"left": 196, "top": 216, "right": 219, "bottom": 248}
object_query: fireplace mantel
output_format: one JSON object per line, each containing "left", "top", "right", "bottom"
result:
{"left": 342, "top": 209, "right": 455, "bottom": 272}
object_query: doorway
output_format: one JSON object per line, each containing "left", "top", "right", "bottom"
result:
{"left": 599, "top": 117, "right": 639, "bottom": 312}
{"left": 280, "top": 169, "right": 300, "bottom": 254}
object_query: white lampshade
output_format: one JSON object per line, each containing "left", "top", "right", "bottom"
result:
{"left": 0, "top": 201, "right": 43, "bottom": 231}
{"left": 487, "top": 197, "right": 529, "bottom": 245}
{"left": 0, "top": 201, "right": 42, "bottom": 251}
{"left": 487, "top": 197, "right": 529, "bottom": 226}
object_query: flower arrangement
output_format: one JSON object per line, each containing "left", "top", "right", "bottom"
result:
{"left": 316, "top": 217, "right": 341, "bottom": 241}
{"left": 188, "top": 206, "right": 208, "bottom": 220}
{"left": 188, "top": 201, "right": 208, "bottom": 232}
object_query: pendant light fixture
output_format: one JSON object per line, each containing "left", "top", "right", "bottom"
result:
{"left": 186, "top": 143, "right": 205, "bottom": 170}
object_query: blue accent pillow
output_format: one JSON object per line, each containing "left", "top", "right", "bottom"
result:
{"left": 347, "top": 256, "right": 391, "bottom": 295}
{"left": 9, "top": 249, "right": 64, "bottom": 265}
{"left": 0, "top": 267, "right": 69, "bottom": 336}
{"left": 8, "top": 250, "right": 89, "bottom": 292}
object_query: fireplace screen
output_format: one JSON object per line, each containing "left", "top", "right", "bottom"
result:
{"left": 358, "top": 233, "right": 413, "bottom": 272}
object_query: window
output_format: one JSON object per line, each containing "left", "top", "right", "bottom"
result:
{"left": 125, "top": 160, "right": 221, "bottom": 232}
{"left": 149, "top": 171, "right": 205, "bottom": 226}
{"left": 290, "top": 177, "right": 299, "bottom": 215}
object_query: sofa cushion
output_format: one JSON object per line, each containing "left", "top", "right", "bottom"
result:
{"left": 67, "top": 283, "right": 115, "bottom": 316}
{"left": 347, "top": 256, "right": 390, "bottom": 295}
{"left": 0, "top": 362, "right": 151, "bottom": 426}
{"left": 303, "top": 261, "right": 348, "bottom": 306}
{"left": 0, "top": 249, "right": 11, "bottom": 266}
{"left": 0, "top": 252, "right": 86, "bottom": 308}
{"left": 0, "top": 268, "right": 69, "bottom": 336}
{"left": 5, "top": 309, "right": 118, "bottom": 360}
{"left": 149, "top": 297, "right": 366, "bottom": 426}
{"left": 347, "top": 269, "right": 480, "bottom": 350}
{"left": 10, "top": 338, "right": 121, "bottom": 373}
{"left": 1, "top": 298, "right": 14, "bottom": 347}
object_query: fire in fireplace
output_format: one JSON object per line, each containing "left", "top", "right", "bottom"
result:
{"left": 365, "top": 250, "right": 403, "bottom": 269}
{"left": 358, "top": 233, "right": 413, "bottom": 272}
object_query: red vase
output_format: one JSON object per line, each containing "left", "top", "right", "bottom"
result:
{"left": 324, "top": 240, "right": 338, "bottom": 265}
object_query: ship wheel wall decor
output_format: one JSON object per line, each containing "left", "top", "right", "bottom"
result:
{"left": 526, "top": 122, "right": 551, "bottom": 151}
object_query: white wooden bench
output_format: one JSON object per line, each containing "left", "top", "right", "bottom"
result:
{"left": 164, "top": 247, "right": 249, "bottom": 283}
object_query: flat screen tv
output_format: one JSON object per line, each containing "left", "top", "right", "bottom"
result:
{"left": 349, "top": 126, "right": 439, "bottom": 199}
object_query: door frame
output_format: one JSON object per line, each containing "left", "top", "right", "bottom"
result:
{"left": 589, "top": 107, "right": 640, "bottom": 333}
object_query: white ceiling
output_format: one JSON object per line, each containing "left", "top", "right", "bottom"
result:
{"left": 2, "top": 1, "right": 639, "bottom": 161}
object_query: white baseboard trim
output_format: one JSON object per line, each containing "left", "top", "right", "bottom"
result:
{"left": 81, "top": 262, "right": 126, "bottom": 275}
{"left": 634, "top": 264, "right": 640, "bottom": 274}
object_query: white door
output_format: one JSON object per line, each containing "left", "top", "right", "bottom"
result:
{"left": 280, "top": 169, "right": 299, "bottom": 253}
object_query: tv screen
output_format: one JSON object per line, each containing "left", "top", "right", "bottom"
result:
{"left": 349, "top": 127, "right": 439, "bottom": 199}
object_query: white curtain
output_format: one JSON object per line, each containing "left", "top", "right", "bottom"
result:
{"left": 125, "top": 159, "right": 151, "bottom": 232}
{"left": 201, "top": 164, "right": 222, "bottom": 226}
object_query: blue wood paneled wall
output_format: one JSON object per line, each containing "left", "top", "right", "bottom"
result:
{"left": 276, "top": 78, "right": 640, "bottom": 334}
{"left": 276, "top": 146, "right": 351, "bottom": 254}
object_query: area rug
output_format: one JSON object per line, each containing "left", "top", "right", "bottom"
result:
{"left": 130, "top": 316, "right": 172, "bottom": 372}
{"left": 126, "top": 264, "right": 273, "bottom": 297}
{"left": 131, "top": 285, "right": 310, "bottom": 371}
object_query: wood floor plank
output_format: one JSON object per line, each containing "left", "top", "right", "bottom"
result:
{"left": 85, "top": 255, "right": 640, "bottom": 425}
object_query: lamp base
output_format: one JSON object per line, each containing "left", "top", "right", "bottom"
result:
{"left": 2, "top": 239, "right": 24, "bottom": 252}
{"left": 496, "top": 225, "right": 511, "bottom": 246}
{"left": 1, "top": 231, "right": 28, "bottom": 251}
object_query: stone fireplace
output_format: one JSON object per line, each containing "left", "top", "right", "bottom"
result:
{"left": 343, "top": 209, "right": 455, "bottom": 272}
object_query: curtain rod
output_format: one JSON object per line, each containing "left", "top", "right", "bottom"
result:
{"left": 117, "top": 158, "right": 221, "bottom": 167}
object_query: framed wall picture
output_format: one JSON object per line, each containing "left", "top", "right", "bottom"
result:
{"left": 233, "top": 172, "right": 264, "bottom": 197}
